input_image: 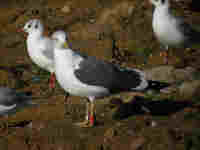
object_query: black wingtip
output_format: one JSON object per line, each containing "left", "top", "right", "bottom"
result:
{"left": 146, "top": 80, "right": 170, "bottom": 91}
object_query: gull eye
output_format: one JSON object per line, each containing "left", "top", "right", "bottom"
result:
{"left": 161, "top": 0, "right": 165, "bottom": 4}
{"left": 28, "top": 24, "right": 31, "bottom": 28}
{"left": 35, "top": 24, "right": 38, "bottom": 29}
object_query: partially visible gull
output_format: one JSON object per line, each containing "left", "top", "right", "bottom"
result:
{"left": 51, "top": 30, "right": 68, "bottom": 43}
{"left": 52, "top": 31, "right": 169, "bottom": 127}
{"left": 23, "top": 19, "right": 60, "bottom": 90}
{"left": 0, "top": 87, "right": 35, "bottom": 116}
{"left": 150, "top": 0, "right": 200, "bottom": 63}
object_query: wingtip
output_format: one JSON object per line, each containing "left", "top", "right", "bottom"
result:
{"left": 147, "top": 80, "right": 170, "bottom": 91}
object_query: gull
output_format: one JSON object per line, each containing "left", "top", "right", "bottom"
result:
{"left": 23, "top": 19, "right": 58, "bottom": 90}
{"left": 150, "top": 0, "right": 200, "bottom": 63}
{"left": 52, "top": 31, "right": 169, "bottom": 127}
{"left": 0, "top": 87, "right": 35, "bottom": 116}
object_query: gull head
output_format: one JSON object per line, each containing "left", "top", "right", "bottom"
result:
{"left": 52, "top": 30, "right": 69, "bottom": 49}
{"left": 23, "top": 19, "right": 44, "bottom": 35}
{"left": 149, "top": 0, "right": 169, "bottom": 8}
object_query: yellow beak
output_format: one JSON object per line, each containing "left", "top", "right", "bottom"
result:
{"left": 63, "top": 42, "right": 69, "bottom": 48}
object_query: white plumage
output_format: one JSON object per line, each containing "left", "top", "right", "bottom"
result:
{"left": 23, "top": 20, "right": 67, "bottom": 89}
{"left": 151, "top": 0, "right": 184, "bottom": 47}
{"left": 150, "top": 0, "right": 200, "bottom": 63}
{"left": 52, "top": 31, "right": 168, "bottom": 127}
{"left": 24, "top": 19, "right": 54, "bottom": 73}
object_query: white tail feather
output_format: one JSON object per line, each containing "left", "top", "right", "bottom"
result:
{"left": 131, "top": 69, "right": 148, "bottom": 90}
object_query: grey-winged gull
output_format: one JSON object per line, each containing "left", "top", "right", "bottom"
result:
{"left": 52, "top": 31, "right": 169, "bottom": 127}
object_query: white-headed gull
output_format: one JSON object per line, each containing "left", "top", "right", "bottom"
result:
{"left": 150, "top": 0, "right": 200, "bottom": 63}
{"left": 52, "top": 31, "right": 169, "bottom": 127}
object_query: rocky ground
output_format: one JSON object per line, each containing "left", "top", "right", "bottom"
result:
{"left": 0, "top": 0, "right": 200, "bottom": 150}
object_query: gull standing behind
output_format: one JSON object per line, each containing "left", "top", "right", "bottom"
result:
{"left": 52, "top": 31, "right": 169, "bottom": 127}
{"left": 150, "top": 0, "right": 200, "bottom": 63}
{"left": 23, "top": 19, "right": 57, "bottom": 90}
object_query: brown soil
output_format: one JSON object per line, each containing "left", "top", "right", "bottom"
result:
{"left": 0, "top": 0, "right": 200, "bottom": 150}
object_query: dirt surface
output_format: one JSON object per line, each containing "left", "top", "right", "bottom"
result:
{"left": 0, "top": 0, "right": 200, "bottom": 150}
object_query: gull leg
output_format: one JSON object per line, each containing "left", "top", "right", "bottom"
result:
{"left": 77, "top": 101, "right": 96, "bottom": 127}
{"left": 64, "top": 92, "right": 70, "bottom": 103}
{"left": 85, "top": 101, "right": 90, "bottom": 121}
{"left": 163, "top": 51, "right": 169, "bottom": 64}
{"left": 49, "top": 73, "right": 56, "bottom": 90}
{"left": 89, "top": 102, "right": 95, "bottom": 127}
{"left": 160, "top": 45, "right": 169, "bottom": 64}
{"left": 74, "top": 100, "right": 90, "bottom": 127}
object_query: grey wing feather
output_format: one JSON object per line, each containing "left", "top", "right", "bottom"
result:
{"left": 74, "top": 56, "right": 142, "bottom": 92}
{"left": 42, "top": 49, "right": 54, "bottom": 60}
{"left": 41, "top": 38, "right": 54, "bottom": 60}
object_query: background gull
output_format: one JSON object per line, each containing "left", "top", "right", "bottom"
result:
{"left": 150, "top": 0, "right": 200, "bottom": 64}
{"left": 52, "top": 31, "right": 169, "bottom": 127}
{"left": 23, "top": 19, "right": 59, "bottom": 90}
{"left": 0, "top": 87, "right": 35, "bottom": 116}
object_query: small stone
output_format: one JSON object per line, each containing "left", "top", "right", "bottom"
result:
{"left": 144, "top": 66, "right": 175, "bottom": 83}
{"left": 115, "top": 122, "right": 122, "bottom": 127}
{"left": 89, "top": 18, "right": 96, "bottom": 24}
{"left": 100, "top": 113, "right": 105, "bottom": 117}
{"left": 128, "top": 6, "right": 134, "bottom": 16}
{"left": 61, "top": 5, "right": 71, "bottom": 14}
{"left": 130, "top": 136, "right": 146, "bottom": 150}
{"left": 179, "top": 80, "right": 200, "bottom": 99}
{"left": 173, "top": 67, "right": 196, "bottom": 81}
{"left": 104, "top": 128, "right": 118, "bottom": 140}
{"left": 27, "top": 122, "right": 33, "bottom": 129}
{"left": 151, "top": 120, "right": 157, "bottom": 127}
{"left": 126, "top": 129, "right": 135, "bottom": 136}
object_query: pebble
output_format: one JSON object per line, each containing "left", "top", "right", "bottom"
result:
{"left": 61, "top": 5, "right": 71, "bottom": 14}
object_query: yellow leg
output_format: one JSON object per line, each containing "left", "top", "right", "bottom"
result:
{"left": 160, "top": 51, "right": 169, "bottom": 64}
{"left": 89, "top": 102, "right": 95, "bottom": 127}
{"left": 74, "top": 101, "right": 96, "bottom": 127}
{"left": 81, "top": 102, "right": 95, "bottom": 127}
{"left": 74, "top": 96, "right": 97, "bottom": 128}
{"left": 64, "top": 93, "right": 70, "bottom": 104}
{"left": 74, "top": 101, "right": 90, "bottom": 127}
{"left": 85, "top": 101, "right": 90, "bottom": 121}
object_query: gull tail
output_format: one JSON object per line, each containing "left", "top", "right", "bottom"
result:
{"left": 146, "top": 80, "right": 170, "bottom": 91}
{"left": 128, "top": 69, "right": 170, "bottom": 91}
{"left": 117, "top": 68, "right": 170, "bottom": 92}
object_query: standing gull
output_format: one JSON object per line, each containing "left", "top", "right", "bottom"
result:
{"left": 150, "top": 0, "right": 200, "bottom": 63}
{"left": 0, "top": 87, "right": 35, "bottom": 116}
{"left": 23, "top": 19, "right": 57, "bottom": 89}
{"left": 52, "top": 32, "right": 169, "bottom": 127}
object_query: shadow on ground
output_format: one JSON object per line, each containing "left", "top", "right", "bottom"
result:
{"left": 113, "top": 96, "right": 195, "bottom": 120}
